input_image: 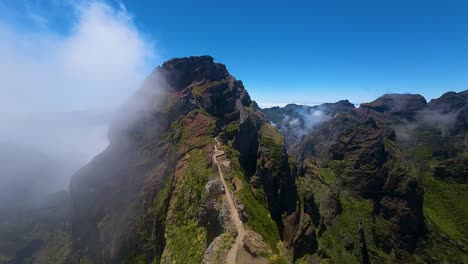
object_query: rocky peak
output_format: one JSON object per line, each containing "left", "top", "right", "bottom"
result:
{"left": 319, "top": 99, "right": 356, "bottom": 115}
{"left": 427, "top": 90, "right": 468, "bottom": 113}
{"left": 110, "top": 56, "right": 253, "bottom": 142}
{"left": 360, "top": 93, "right": 427, "bottom": 113}
{"left": 158, "top": 55, "right": 253, "bottom": 119}
{"left": 158, "top": 55, "right": 230, "bottom": 91}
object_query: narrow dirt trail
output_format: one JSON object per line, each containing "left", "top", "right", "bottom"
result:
{"left": 213, "top": 138, "right": 246, "bottom": 264}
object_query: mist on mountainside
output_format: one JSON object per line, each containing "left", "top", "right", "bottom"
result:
{"left": 272, "top": 108, "right": 331, "bottom": 145}
{"left": 0, "top": 1, "right": 155, "bottom": 213}
{"left": 262, "top": 100, "right": 356, "bottom": 149}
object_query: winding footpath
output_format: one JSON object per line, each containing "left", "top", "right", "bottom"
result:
{"left": 213, "top": 138, "right": 246, "bottom": 264}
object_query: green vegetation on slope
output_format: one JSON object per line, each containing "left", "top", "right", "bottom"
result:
{"left": 225, "top": 121, "right": 240, "bottom": 133}
{"left": 128, "top": 167, "right": 174, "bottom": 264}
{"left": 211, "top": 230, "right": 236, "bottom": 263}
{"left": 224, "top": 146, "right": 281, "bottom": 252}
{"left": 397, "top": 127, "right": 468, "bottom": 262}
{"left": 163, "top": 149, "right": 211, "bottom": 263}
{"left": 422, "top": 174, "right": 468, "bottom": 242}
{"left": 317, "top": 191, "right": 394, "bottom": 263}
{"left": 192, "top": 81, "right": 225, "bottom": 96}
{"left": 417, "top": 172, "right": 468, "bottom": 263}
{"left": 259, "top": 124, "right": 284, "bottom": 170}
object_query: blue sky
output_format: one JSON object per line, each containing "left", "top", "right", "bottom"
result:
{"left": 1, "top": 0, "right": 468, "bottom": 107}
{"left": 125, "top": 0, "right": 468, "bottom": 105}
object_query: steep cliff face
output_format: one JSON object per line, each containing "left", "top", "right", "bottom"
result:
{"left": 67, "top": 56, "right": 297, "bottom": 264}
{"left": 364, "top": 91, "right": 468, "bottom": 263}
{"left": 262, "top": 91, "right": 468, "bottom": 263}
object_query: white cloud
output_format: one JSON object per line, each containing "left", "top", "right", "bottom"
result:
{"left": 0, "top": 1, "right": 155, "bottom": 113}
{"left": 257, "top": 101, "right": 326, "bottom": 109}
{"left": 275, "top": 108, "right": 332, "bottom": 149}
{"left": 60, "top": 2, "right": 152, "bottom": 90}
{"left": 0, "top": 1, "right": 156, "bottom": 192}
{"left": 257, "top": 102, "right": 290, "bottom": 108}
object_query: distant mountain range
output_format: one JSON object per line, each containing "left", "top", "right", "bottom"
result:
{"left": 1, "top": 56, "right": 466, "bottom": 264}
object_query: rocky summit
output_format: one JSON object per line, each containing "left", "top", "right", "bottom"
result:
{"left": 1, "top": 56, "right": 467, "bottom": 264}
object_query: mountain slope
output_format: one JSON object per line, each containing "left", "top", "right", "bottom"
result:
{"left": 67, "top": 56, "right": 297, "bottom": 264}
{"left": 262, "top": 91, "right": 468, "bottom": 263}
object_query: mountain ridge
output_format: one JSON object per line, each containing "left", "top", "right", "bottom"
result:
{"left": 262, "top": 89, "right": 468, "bottom": 263}
{"left": 0, "top": 56, "right": 467, "bottom": 264}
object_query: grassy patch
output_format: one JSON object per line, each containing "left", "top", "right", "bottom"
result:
{"left": 225, "top": 147, "right": 281, "bottom": 252}
{"left": 252, "top": 187, "right": 269, "bottom": 208}
{"left": 421, "top": 172, "right": 468, "bottom": 244}
{"left": 152, "top": 174, "right": 173, "bottom": 226}
{"left": 413, "top": 171, "right": 468, "bottom": 263}
{"left": 259, "top": 125, "right": 284, "bottom": 170}
{"left": 212, "top": 230, "right": 236, "bottom": 262}
{"left": 226, "top": 121, "right": 240, "bottom": 133}
{"left": 238, "top": 189, "right": 280, "bottom": 251}
{"left": 163, "top": 149, "right": 211, "bottom": 263}
{"left": 319, "top": 167, "right": 337, "bottom": 184}
{"left": 269, "top": 254, "right": 290, "bottom": 264}
{"left": 192, "top": 81, "right": 224, "bottom": 96}
{"left": 260, "top": 137, "right": 282, "bottom": 169}
{"left": 328, "top": 159, "right": 352, "bottom": 179}
{"left": 170, "top": 109, "right": 216, "bottom": 149}
{"left": 192, "top": 85, "right": 206, "bottom": 96}
{"left": 318, "top": 192, "right": 392, "bottom": 263}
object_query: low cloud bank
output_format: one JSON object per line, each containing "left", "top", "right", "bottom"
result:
{"left": 272, "top": 107, "right": 332, "bottom": 147}
{"left": 395, "top": 108, "right": 462, "bottom": 142}
{"left": 0, "top": 0, "right": 156, "bottom": 207}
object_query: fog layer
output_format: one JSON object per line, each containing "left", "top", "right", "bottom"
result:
{"left": 0, "top": 1, "right": 155, "bottom": 208}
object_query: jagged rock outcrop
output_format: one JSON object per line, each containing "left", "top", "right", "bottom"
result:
{"left": 434, "top": 157, "right": 468, "bottom": 183}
